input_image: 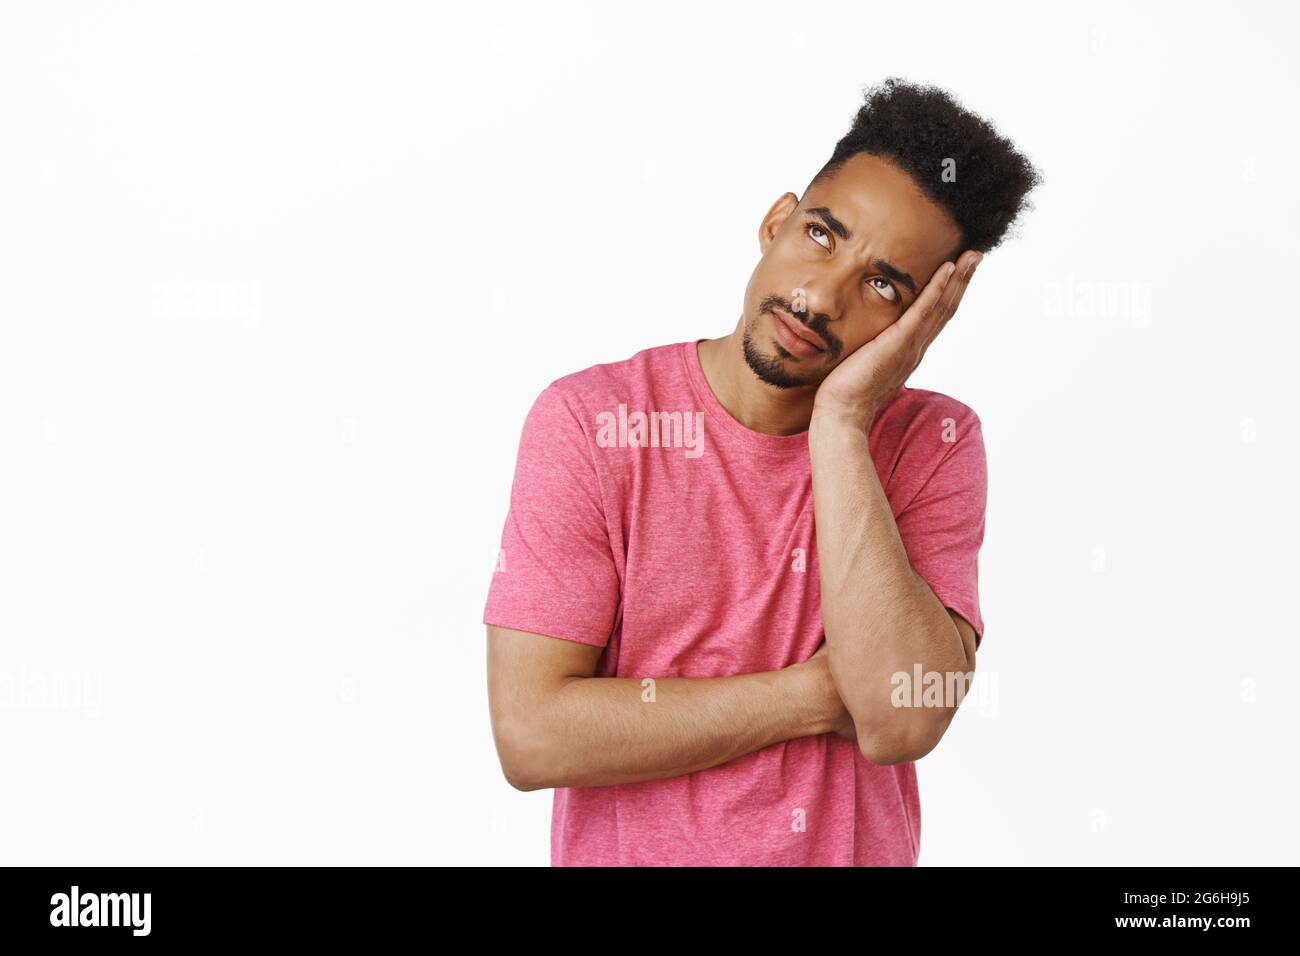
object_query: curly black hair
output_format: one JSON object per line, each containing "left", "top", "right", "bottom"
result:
{"left": 807, "top": 78, "right": 1042, "bottom": 254}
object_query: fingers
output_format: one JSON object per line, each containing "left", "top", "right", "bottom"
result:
{"left": 898, "top": 249, "right": 982, "bottom": 348}
{"left": 909, "top": 251, "right": 977, "bottom": 348}
{"left": 899, "top": 260, "right": 957, "bottom": 336}
{"left": 936, "top": 250, "right": 982, "bottom": 321}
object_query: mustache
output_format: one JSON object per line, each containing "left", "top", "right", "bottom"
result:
{"left": 759, "top": 295, "right": 842, "bottom": 360}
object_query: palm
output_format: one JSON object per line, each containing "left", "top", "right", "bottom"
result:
{"left": 819, "top": 311, "right": 915, "bottom": 409}
{"left": 814, "top": 251, "right": 982, "bottom": 422}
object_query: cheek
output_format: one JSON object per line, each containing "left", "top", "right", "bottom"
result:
{"left": 760, "top": 241, "right": 805, "bottom": 281}
{"left": 869, "top": 312, "right": 899, "bottom": 339}
{"left": 844, "top": 313, "right": 894, "bottom": 351}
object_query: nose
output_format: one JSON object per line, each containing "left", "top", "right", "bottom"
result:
{"left": 788, "top": 284, "right": 834, "bottom": 324}
{"left": 790, "top": 286, "right": 810, "bottom": 315}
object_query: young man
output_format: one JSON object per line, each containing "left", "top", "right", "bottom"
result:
{"left": 484, "top": 78, "right": 1041, "bottom": 866}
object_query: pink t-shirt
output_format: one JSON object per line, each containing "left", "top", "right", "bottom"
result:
{"left": 484, "top": 340, "right": 987, "bottom": 866}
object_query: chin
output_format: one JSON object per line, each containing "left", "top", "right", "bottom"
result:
{"left": 741, "top": 328, "right": 822, "bottom": 390}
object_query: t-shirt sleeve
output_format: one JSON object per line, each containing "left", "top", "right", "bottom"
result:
{"left": 483, "top": 384, "right": 620, "bottom": 647}
{"left": 892, "top": 406, "right": 988, "bottom": 648}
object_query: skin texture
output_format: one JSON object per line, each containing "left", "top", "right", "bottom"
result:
{"left": 487, "top": 624, "right": 841, "bottom": 791}
{"left": 696, "top": 152, "right": 967, "bottom": 434}
{"left": 488, "top": 151, "right": 983, "bottom": 789}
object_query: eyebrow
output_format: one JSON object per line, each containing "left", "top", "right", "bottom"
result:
{"left": 806, "top": 206, "right": 851, "bottom": 241}
{"left": 805, "top": 206, "right": 917, "bottom": 296}
{"left": 871, "top": 258, "right": 917, "bottom": 296}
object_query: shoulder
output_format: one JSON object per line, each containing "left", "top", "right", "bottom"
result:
{"left": 533, "top": 341, "right": 691, "bottom": 421}
{"left": 871, "top": 386, "right": 986, "bottom": 512}
{"left": 874, "top": 385, "right": 982, "bottom": 441}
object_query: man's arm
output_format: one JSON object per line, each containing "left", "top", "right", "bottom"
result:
{"left": 809, "top": 412, "right": 976, "bottom": 765}
{"left": 487, "top": 625, "right": 850, "bottom": 791}
{"left": 807, "top": 250, "right": 984, "bottom": 766}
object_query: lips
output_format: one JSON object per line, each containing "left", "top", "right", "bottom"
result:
{"left": 771, "top": 308, "right": 827, "bottom": 352}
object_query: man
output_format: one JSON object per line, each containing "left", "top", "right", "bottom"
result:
{"left": 484, "top": 78, "right": 1041, "bottom": 866}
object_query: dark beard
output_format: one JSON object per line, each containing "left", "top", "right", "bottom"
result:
{"left": 741, "top": 324, "right": 818, "bottom": 390}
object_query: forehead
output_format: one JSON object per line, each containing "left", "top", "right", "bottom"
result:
{"left": 800, "top": 152, "right": 962, "bottom": 265}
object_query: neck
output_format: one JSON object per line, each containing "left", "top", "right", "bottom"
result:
{"left": 697, "top": 319, "right": 820, "bottom": 436}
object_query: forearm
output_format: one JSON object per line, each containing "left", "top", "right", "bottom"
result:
{"left": 808, "top": 409, "right": 968, "bottom": 756}
{"left": 517, "top": 664, "right": 836, "bottom": 790}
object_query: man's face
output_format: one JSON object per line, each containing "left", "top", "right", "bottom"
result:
{"left": 741, "top": 152, "right": 964, "bottom": 389}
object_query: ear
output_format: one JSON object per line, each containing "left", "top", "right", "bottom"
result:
{"left": 759, "top": 192, "right": 800, "bottom": 251}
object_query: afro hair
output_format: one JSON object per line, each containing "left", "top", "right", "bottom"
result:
{"left": 808, "top": 77, "right": 1043, "bottom": 253}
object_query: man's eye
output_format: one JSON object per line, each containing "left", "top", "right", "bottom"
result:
{"left": 806, "top": 223, "right": 830, "bottom": 249}
{"left": 869, "top": 277, "right": 898, "bottom": 302}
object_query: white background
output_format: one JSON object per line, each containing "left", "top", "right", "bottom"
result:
{"left": 2, "top": 1, "right": 1297, "bottom": 865}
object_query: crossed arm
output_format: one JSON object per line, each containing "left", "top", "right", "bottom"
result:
{"left": 806, "top": 249, "right": 985, "bottom": 764}
{"left": 486, "top": 623, "right": 843, "bottom": 792}
{"left": 487, "top": 600, "right": 975, "bottom": 791}
{"left": 811, "top": 407, "right": 979, "bottom": 765}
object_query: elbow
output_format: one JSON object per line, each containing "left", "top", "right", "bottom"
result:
{"left": 855, "top": 713, "right": 946, "bottom": 766}
{"left": 498, "top": 748, "right": 547, "bottom": 793}
{"left": 498, "top": 741, "right": 541, "bottom": 791}
{"left": 857, "top": 733, "right": 927, "bottom": 766}
{"left": 503, "top": 766, "right": 544, "bottom": 793}
{"left": 493, "top": 716, "right": 555, "bottom": 792}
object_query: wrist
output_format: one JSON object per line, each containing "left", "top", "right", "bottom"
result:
{"left": 787, "top": 656, "right": 843, "bottom": 736}
{"left": 811, "top": 398, "right": 878, "bottom": 434}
